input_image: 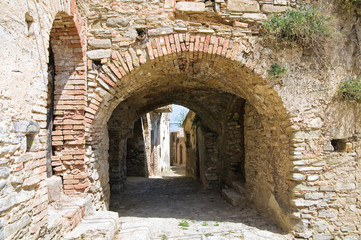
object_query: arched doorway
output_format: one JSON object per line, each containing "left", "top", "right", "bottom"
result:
{"left": 48, "top": 12, "right": 86, "bottom": 192}
{"left": 84, "top": 36, "right": 296, "bottom": 230}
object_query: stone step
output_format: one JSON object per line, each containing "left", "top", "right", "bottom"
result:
{"left": 221, "top": 188, "right": 244, "bottom": 206}
{"left": 46, "top": 196, "right": 95, "bottom": 239}
{"left": 232, "top": 180, "right": 246, "bottom": 195}
{"left": 116, "top": 226, "right": 151, "bottom": 240}
{"left": 63, "top": 211, "right": 119, "bottom": 240}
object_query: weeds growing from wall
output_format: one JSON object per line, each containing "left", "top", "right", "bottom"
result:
{"left": 339, "top": 76, "right": 361, "bottom": 102}
{"left": 262, "top": 5, "right": 332, "bottom": 49}
{"left": 340, "top": 0, "right": 361, "bottom": 9}
{"left": 268, "top": 63, "right": 287, "bottom": 78}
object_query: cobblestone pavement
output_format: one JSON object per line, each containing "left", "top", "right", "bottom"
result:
{"left": 111, "top": 167, "right": 292, "bottom": 240}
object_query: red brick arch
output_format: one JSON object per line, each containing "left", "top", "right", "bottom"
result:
{"left": 93, "top": 34, "right": 244, "bottom": 90}
{"left": 84, "top": 33, "right": 251, "bottom": 134}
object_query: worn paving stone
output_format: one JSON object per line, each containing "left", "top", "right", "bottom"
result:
{"left": 112, "top": 166, "right": 291, "bottom": 240}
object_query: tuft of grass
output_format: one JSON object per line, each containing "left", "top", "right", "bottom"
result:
{"left": 339, "top": 77, "right": 361, "bottom": 102}
{"left": 179, "top": 219, "right": 190, "bottom": 227}
{"left": 205, "top": 233, "right": 214, "bottom": 237}
{"left": 160, "top": 234, "right": 168, "bottom": 240}
{"left": 202, "top": 222, "right": 209, "bottom": 226}
{"left": 262, "top": 5, "right": 332, "bottom": 48}
{"left": 268, "top": 63, "right": 286, "bottom": 78}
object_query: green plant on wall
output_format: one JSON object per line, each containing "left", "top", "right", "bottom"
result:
{"left": 339, "top": 77, "right": 361, "bottom": 102}
{"left": 268, "top": 63, "right": 286, "bottom": 78}
{"left": 340, "top": 0, "right": 361, "bottom": 8}
{"left": 262, "top": 5, "right": 332, "bottom": 48}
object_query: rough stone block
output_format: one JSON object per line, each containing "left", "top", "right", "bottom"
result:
{"left": 320, "top": 186, "right": 335, "bottom": 192}
{"left": 273, "top": 0, "right": 287, "bottom": 5}
{"left": 0, "top": 195, "right": 16, "bottom": 212}
{"left": 292, "top": 199, "right": 318, "bottom": 207}
{"left": 341, "top": 225, "right": 357, "bottom": 232}
{"left": 91, "top": 29, "right": 112, "bottom": 38}
{"left": 222, "top": 189, "right": 244, "bottom": 206}
{"left": 23, "top": 173, "right": 45, "bottom": 187}
{"left": 241, "top": 13, "right": 267, "bottom": 21}
{"left": 164, "top": 0, "right": 175, "bottom": 9}
{"left": 0, "top": 167, "right": 10, "bottom": 178}
{"left": 307, "top": 174, "right": 319, "bottom": 181}
{"left": 314, "top": 220, "right": 328, "bottom": 232}
{"left": 106, "top": 17, "right": 130, "bottom": 28}
{"left": 175, "top": 2, "right": 205, "bottom": 13}
{"left": 228, "top": 0, "right": 260, "bottom": 12}
{"left": 337, "top": 182, "right": 356, "bottom": 191}
{"left": 318, "top": 210, "right": 336, "bottom": 218}
{"left": 232, "top": 181, "right": 245, "bottom": 195}
{"left": 294, "top": 130, "right": 322, "bottom": 139}
{"left": 0, "top": 180, "right": 7, "bottom": 190}
{"left": 292, "top": 173, "right": 306, "bottom": 181}
{"left": 343, "top": 235, "right": 359, "bottom": 240}
{"left": 4, "top": 214, "right": 31, "bottom": 238}
{"left": 261, "top": 4, "right": 290, "bottom": 13}
{"left": 292, "top": 160, "right": 307, "bottom": 166}
{"left": 294, "top": 166, "right": 322, "bottom": 172}
{"left": 305, "top": 192, "right": 324, "bottom": 200}
{"left": 196, "top": 29, "right": 215, "bottom": 34}
{"left": 15, "top": 153, "right": 33, "bottom": 163}
{"left": 296, "top": 231, "right": 313, "bottom": 238}
{"left": 46, "top": 176, "right": 63, "bottom": 203}
{"left": 0, "top": 190, "right": 35, "bottom": 212}
{"left": 88, "top": 39, "right": 112, "bottom": 49}
{"left": 87, "top": 49, "right": 112, "bottom": 60}
{"left": 12, "top": 121, "right": 40, "bottom": 133}
{"left": 148, "top": 27, "right": 173, "bottom": 36}
{"left": 313, "top": 234, "right": 333, "bottom": 240}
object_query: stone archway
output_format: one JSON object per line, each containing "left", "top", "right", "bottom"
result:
{"left": 80, "top": 33, "right": 297, "bottom": 230}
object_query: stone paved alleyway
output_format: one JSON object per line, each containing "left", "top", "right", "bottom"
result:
{"left": 111, "top": 167, "right": 292, "bottom": 240}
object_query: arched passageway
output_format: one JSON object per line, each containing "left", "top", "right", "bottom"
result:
{"left": 107, "top": 90, "right": 246, "bottom": 191}
{"left": 81, "top": 37, "right": 296, "bottom": 230}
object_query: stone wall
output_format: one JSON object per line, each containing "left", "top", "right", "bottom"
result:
{"left": 288, "top": 99, "right": 361, "bottom": 238}
{"left": 222, "top": 98, "right": 245, "bottom": 186}
{"left": 0, "top": 0, "right": 88, "bottom": 239}
{"left": 171, "top": 130, "right": 186, "bottom": 166}
{"left": 126, "top": 119, "right": 147, "bottom": 177}
{"left": 170, "top": 132, "right": 177, "bottom": 166}
{"left": 108, "top": 106, "right": 171, "bottom": 192}
{"left": 143, "top": 110, "right": 171, "bottom": 176}
{"left": 183, "top": 112, "right": 198, "bottom": 178}
{"left": 243, "top": 103, "right": 294, "bottom": 229}
{"left": 1, "top": 0, "right": 361, "bottom": 238}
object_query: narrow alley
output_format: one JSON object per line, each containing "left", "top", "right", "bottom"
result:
{"left": 112, "top": 166, "right": 292, "bottom": 240}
